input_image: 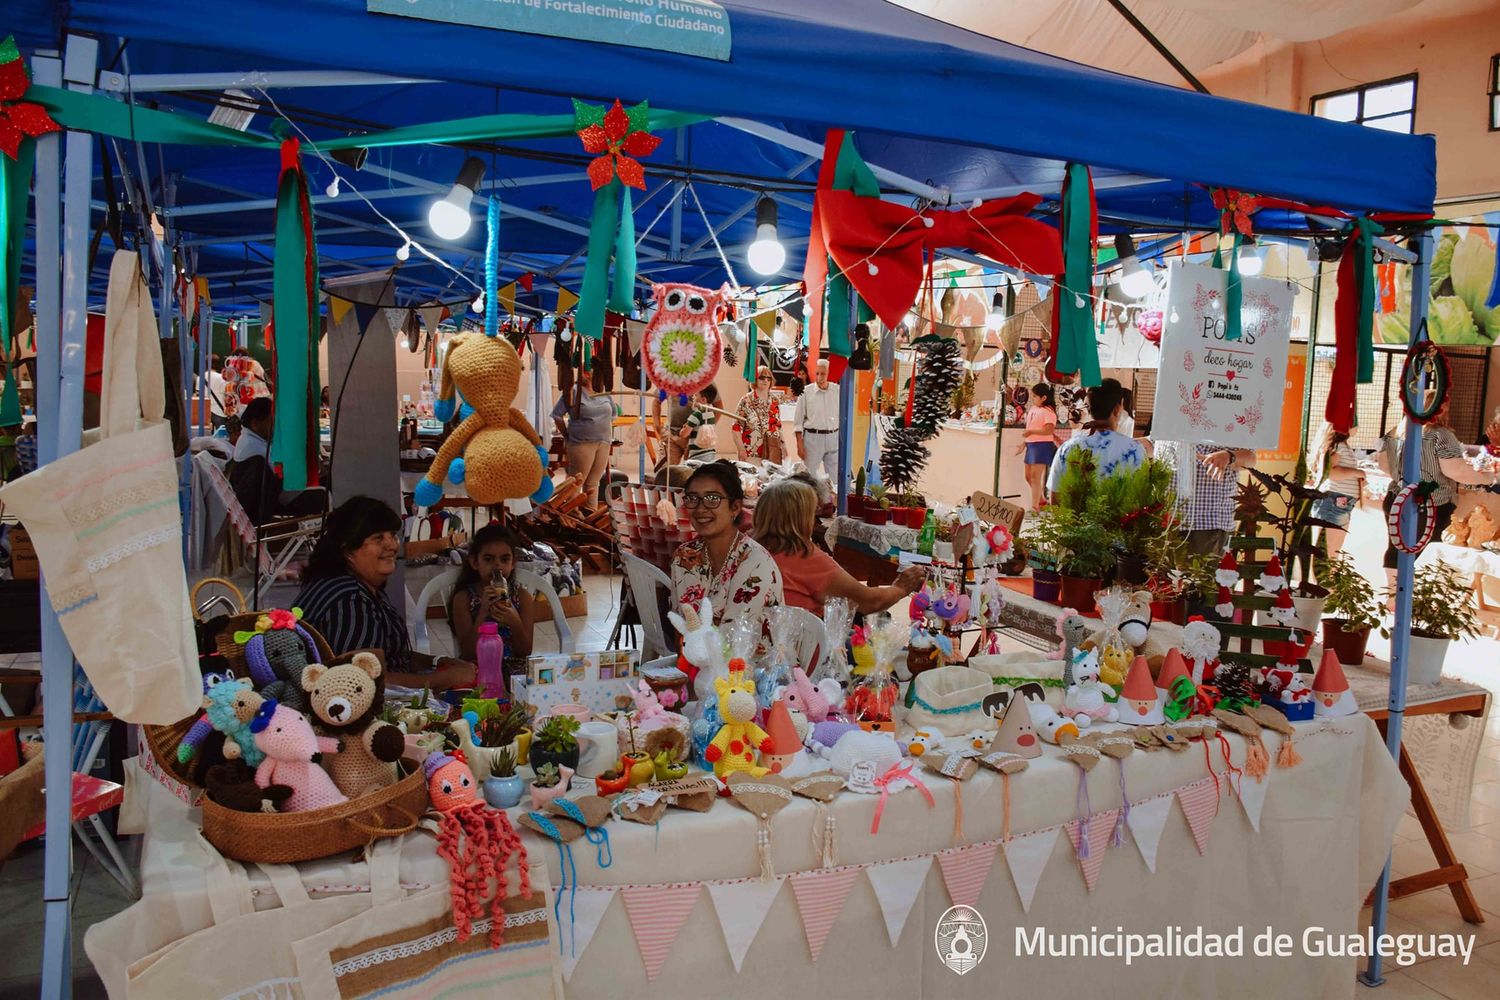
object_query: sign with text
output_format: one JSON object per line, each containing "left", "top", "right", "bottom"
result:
{"left": 369, "top": 0, "right": 732, "bottom": 61}
{"left": 969, "top": 491, "right": 1026, "bottom": 534}
{"left": 1150, "top": 263, "right": 1294, "bottom": 451}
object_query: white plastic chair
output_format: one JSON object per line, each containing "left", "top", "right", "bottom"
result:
{"left": 620, "top": 552, "right": 675, "bottom": 661}
{"left": 408, "top": 567, "right": 461, "bottom": 656}
{"left": 777, "top": 605, "right": 825, "bottom": 673}
{"left": 514, "top": 566, "right": 576, "bottom": 653}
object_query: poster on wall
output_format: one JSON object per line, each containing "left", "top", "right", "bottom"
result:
{"left": 1150, "top": 262, "right": 1295, "bottom": 450}
{"left": 1372, "top": 205, "right": 1500, "bottom": 346}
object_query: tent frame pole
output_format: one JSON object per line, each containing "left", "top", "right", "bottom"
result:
{"left": 98, "top": 69, "right": 437, "bottom": 93}
{"left": 1360, "top": 227, "right": 1432, "bottom": 988}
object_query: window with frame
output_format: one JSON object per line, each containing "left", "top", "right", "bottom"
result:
{"left": 1311, "top": 75, "right": 1417, "bottom": 134}
{"left": 1489, "top": 54, "right": 1499, "bottom": 130}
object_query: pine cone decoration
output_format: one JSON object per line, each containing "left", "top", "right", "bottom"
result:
{"left": 1214, "top": 660, "right": 1256, "bottom": 707}
{"left": 879, "top": 425, "right": 931, "bottom": 494}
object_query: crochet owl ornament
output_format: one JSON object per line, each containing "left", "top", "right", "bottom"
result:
{"left": 415, "top": 332, "right": 553, "bottom": 508}
{"left": 643, "top": 282, "right": 729, "bottom": 404}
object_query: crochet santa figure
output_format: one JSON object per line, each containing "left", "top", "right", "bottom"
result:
{"left": 1215, "top": 551, "right": 1240, "bottom": 589}
{"left": 1214, "top": 585, "right": 1235, "bottom": 618}
{"left": 1179, "top": 615, "right": 1222, "bottom": 685}
{"left": 1118, "top": 655, "right": 1165, "bottom": 725}
{"left": 1257, "top": 554, "right": 1287, "bottom": 594}
{"left": 1312, "top": 650, "right": 1358, "bottom": 717}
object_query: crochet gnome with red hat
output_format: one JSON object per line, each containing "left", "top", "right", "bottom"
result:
{"left": 1257, "top": 554, "right": 1287, "bottom": 594}
{"left": 760, "top": 699, "right": 812, "bottom": 777}
{"left": 1312, "top": 650, "right": 1358, "bottom": 717}
{"left": 1118, "top": 654, "right": 1165, "bottom": 725}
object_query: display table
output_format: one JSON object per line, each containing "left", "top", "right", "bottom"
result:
{"left": 91, "top": 714, "right": 1405, "bottom": 999}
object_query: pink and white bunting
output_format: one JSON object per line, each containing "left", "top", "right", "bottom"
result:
{"left": 789, "top": 868, "right": 862, "bottom": 963}
{"left": 1065, "top": 808, "right": 1120, "bottom": 892}
{"left": 620, "top": 883, "right": 703, "bottom": 983}
{"left": 1177, "top": 777, "right": 1221, "bottom": 855}
{"left": 936, "top": 842, "right": 998, "bottom": 909}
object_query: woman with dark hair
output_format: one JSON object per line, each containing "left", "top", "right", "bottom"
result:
{"left": 669, "top": 460, "right": 783, "bottom": 628}
{"left": 1045, "top": 377, "right": 1145, "bottom": 494}
{"left": 1017, "top": 382, "right": 1058, "bottom": 508}
{"left": 296, "top": 496, "right": 477, "bottom": 691}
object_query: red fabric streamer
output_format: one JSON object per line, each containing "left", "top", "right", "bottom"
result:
{"left": 801, "top": 130, "right": 847, "bottom": 376}
{"left": 1324, "top": 239, "right": 1362, "bottom": 435}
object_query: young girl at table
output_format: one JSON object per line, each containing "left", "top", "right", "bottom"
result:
{"left": 448, "top": 523, "right": 535, "bottom": 669}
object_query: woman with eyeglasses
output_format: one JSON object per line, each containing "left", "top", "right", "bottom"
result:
{"left": 669, "top": 461, "right": 783, "bottom": 628}
{"left": 734, "top": 366, "right": 783, "bottom": 464}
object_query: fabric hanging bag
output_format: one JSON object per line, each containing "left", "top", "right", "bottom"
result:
{"left": 0, "top": 250, "right": 201, "bottom": 724}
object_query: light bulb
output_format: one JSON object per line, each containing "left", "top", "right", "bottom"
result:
{"left": 1119, "top": 267, "right": 1154, "bottom": 299}
{"left": 472, "top": 292, "right": 485, "bottom": 314}
{"left": 746, "top": 196, "right": 784, "bottom": 276}
{"left": 1074, "top": 294, "right": 1085, "bottom": 309}
{"left": 428, "top": 156, "right": 485, "bottom": 241}
{"left": 1238, "top": 246, "right": 1264, "bottom": 276}
{"left": 325, "top": 176, "right": 340, "bottom": 198}
{"left": 560, "top": 328, "right": 572, "bottom": 343}
{"left": 395, "top": 241, "right": 411, "bottom": 262}
{"left": 399, "top": 338, "right": 409, "bottom": 350}
{"left": 988, "top": 291, "right": 1005, "bottom": 323}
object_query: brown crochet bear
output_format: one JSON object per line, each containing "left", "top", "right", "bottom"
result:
{"left": 301, "top": 651, "right": 405, "bottom": 798}
{"left": 415, "top": 332, "right": 550, "bottom": 506}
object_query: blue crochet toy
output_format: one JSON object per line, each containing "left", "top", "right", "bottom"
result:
{"left": 177, "top": 675, "right": 266, "bottom": 767}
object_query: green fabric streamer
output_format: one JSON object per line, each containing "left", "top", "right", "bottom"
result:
{"left": 1054, "top": 163, "right": 1099, "bottom": 387}
{"left": 1211, "top": 234, "right": 1244, "bottom": 342}
{"left": 1352, "top": 217, "right": 1383, "bottom": 384}
{"left": 832, "top": 134, "right": 881, "bottom": 198}
{"left": 742, "top": 318, "right": 758, "bottom": 382}
{"left": 577, "top": 181, "right": 620, "bottom": 340}
{"left": 826, "top": 259, "right": 852, "bottom": 359}
{"left": 31, "top": 85, "right": 705, "bottom": 153}
{"left": 269, "top": 144, "right": 320, "bottom": 490}
{"left": 0, "top": 143, "right": 34, "bottom": 426}
{"left": 607, "top": 185, "right": 636, "bottom": 316}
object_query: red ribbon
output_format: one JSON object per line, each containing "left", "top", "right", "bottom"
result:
{"left": 870, "top": 761, "right": 934, "bottom": 835}
{"left": 822, "top": 189, "right": 1064, "bottom": 330}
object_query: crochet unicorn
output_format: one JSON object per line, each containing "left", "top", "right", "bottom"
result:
{"left": 668, "top": 596, "right": 728, "bottom": 701}
{"left": 705, "top": 671, "right": 773, "bottom": 780}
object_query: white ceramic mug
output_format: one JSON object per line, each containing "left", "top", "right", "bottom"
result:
{"left": 575, "top": 721, "right": 620, "bottom": 778}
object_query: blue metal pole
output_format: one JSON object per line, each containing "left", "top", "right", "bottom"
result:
{"left": 1360, "top": 228, "right": 1432, "bottom": 988}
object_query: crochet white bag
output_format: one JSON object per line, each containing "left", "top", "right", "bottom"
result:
{"left": 0, "top": 251, "right": 200, "bottom": 724}
{"left": 903, "top": 665, "right": 997, "bottom": 737}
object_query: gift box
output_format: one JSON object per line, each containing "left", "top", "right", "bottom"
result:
{"left": 1262, "top": 691, "right": 1314, "bottom": 722}
{"left": 511, "top": 675, "right": 637, "bottom": 718}
{"left": 527, "top": 649, "right": 640, "bottom": 685}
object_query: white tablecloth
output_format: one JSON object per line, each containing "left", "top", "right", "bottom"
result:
{"left": 91, "top": 714, "right": 1405, "bottom": 999}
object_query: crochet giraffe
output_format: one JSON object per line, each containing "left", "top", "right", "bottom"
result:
{"left": 704, "top": 670, "right": 773, "bottom": 780}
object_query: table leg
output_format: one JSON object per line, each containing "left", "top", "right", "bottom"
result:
{"left": 1368, "top": 720, "right": 1485, "bottom": 923}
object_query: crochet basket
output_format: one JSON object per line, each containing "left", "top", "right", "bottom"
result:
{"left": 201, "top": 755, "right": 428, "bottom": 864}
{"left": 142, "top": 611, "right": 337, "bottom": 789}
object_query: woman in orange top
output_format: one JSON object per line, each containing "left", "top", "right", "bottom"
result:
{"left": 1018, "top": 382, "right": 1057, "bottom": 508}
{"left": 753, "top": 478, "right": 924, "bottom": 615}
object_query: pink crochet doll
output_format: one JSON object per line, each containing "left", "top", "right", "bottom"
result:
{"left": 248, "top": 698, "right": 346, "bottom": 812}
{"left": 426, "top": 751, "right": 531, "bottom": 947}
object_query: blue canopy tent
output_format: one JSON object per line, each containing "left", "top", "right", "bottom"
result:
{"left": 8, "top": 2, "right": 1436, "bottom": 995}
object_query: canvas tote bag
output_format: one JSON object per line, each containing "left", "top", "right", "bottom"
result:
{"left": 0, "top": 250, "right": 200, "bottom": 724}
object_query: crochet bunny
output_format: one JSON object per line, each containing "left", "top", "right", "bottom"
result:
{"left": 784, "top": 667, "right": 840, "bottom": 723}
{"left": 632, "top": 680, "right": 667, "bottom": 725}
{"left": 415, "top": 332, "right": 553, "bottom": 507}
{"left": 249, "top": 698, "right": 347, "bottom": 812}
{"left": 668, "top": 596, "right": 728, "bottom": 700}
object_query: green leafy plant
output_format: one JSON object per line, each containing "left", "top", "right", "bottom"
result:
{"left": 1049, "top": 448, "right": 1122, "bottom": 578}
{"left": 474, "top": 704, "right": 528, "bottom": 748}
{"left": 1321, "top": 554, "right": 1389, "bottom": 636}
{"left": 1021, "top": 503, "right": 1069, "bottom": 573}
{"left": 531, "top": 762, "right": 562, "bottom": 788}
{"left": 534, "top": 715, "right": 580, "bottom": 754}
{"left": 1399, "top": 564, "right": 1480, "bottom": 641}
{"left": 1103, "top": 458, "right": 1177, "bottom": 558}
{"left": 490, "top": 747, "right": 517, "bottom": 778}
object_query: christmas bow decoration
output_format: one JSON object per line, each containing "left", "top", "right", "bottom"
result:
{"left": 573, "top": 98, "right": 661, "bottom": 191}
{"left": 1163, "top": 675, "right": 1217, "bottom": 722}
{"left": 1211, "top": 188, "right": 1260, "bottom": 239}
{"left": 1324, "top": 216, "right": 1384, "bottom": 435}
{"left": 0, "top": 36, "right": 60, "bottom": 161}
{"left": 870, "top": 760, "right": 934, "bottom": 835}
{"left": 269, "top": 135, "right": 322, "bottom": 490}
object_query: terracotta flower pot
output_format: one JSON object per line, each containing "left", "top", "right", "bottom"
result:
{"left": 866, "top": 507, "right": 890, "bottom": 526}
{"left": 1150, "top": 597, "right": 1187, "bottom": 626}
{"left": 594, "top": 769, "right": 630, "bottom": 796}
{"left": 1031, "top": 568, "right": 1062, "bottom": 603}
{"left": 1321, "top": 619, "right": 1371, "bottom": 666}
{"left": 1058, "top": 574, "right": 1103, "bottom": 611}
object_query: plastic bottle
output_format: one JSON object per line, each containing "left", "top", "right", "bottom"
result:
{"left": 475, "top": 621, "right": 506, "bottom": 699}
{"left": 917, "top": 509, "right": 937, "bottom": 556}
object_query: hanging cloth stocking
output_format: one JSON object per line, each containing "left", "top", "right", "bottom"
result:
{"left": 1211, "top": 235, "right": 1244, "bottom": 343}
{"left": 269, "top": 135, "right": 321, "bottom": 489}
{"left": 1048, "top": 163, "right": 1099, "bottom": 387}
{"left": 1324, "top": 217, "right": 1383, "bottom": 435}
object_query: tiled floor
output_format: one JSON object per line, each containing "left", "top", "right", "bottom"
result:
{"left": 6, "top": 565, "right": 1500, "bottom": 996}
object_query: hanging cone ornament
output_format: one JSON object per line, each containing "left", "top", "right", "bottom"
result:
{"left": 1215, "top": 551, "right": 1240, "bottom": 589}
{"left": 1118, "top": 655, "right": 1164, "bottom": 726}
{"left": 1155, "top": 648, "right": 1191, "bottom": 700}
{"left": 1214, "top": 585, "right": 1235, "bottom": 619}
{"left": 761, "top": 700, "right": 808, "bottom": 775}
{"left": 1257, "top": 555, "right": 1286, "bottom": 594}
{"left": 1312, "top": 650, "right": 1358, "bottom": 717}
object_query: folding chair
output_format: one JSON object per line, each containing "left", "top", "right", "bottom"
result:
{"left": 407, "top": 567, "right": 461, "bottom": 656}
{"left": 203, "top": 458, "right": 325, "bottom": 609}
{"left": 617, "top": 552, "right": 675, "bottom": 661}
{"left": 514, "top": 566, "right": 576, "bottom": 653}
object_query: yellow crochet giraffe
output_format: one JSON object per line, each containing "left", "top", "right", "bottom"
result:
{"left": 705, "top": 671, "right": 772, "bottom": 780}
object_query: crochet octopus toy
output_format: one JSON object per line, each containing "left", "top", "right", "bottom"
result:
{"left": 414, "top": 332, "right": 554, "bottom": 508}
{"left": 426, "top": 751, "right": 531, "bottom": 947}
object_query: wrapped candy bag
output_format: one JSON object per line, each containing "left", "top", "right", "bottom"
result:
{"left": 1089, "top": 588, "right": 1136, "bottom": 691}
{"left": 691, "top": 616, "right": 761, "bottom": 768}
{"left": 756, "top": 605, "right": 799, "bottom": 711}
{"left": 811, "top": 597, "right": 854, "bottom": 689}
{"left": 845, "top": 614, "right": 905, "bottom": 731}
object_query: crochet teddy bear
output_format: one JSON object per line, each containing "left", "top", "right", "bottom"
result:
{"left": 705, "top": 671, "right": 773, "bottom": 780}
{"left": 234, "top": 608, "right": 322, "bottom": 712}
{"left": 414, "top": 332, "right": 553, "bottom": 508}
{"left": 249, "top": 698, "right": 347, "bottom": 812}
{"left": 301, "top": 651, "right": 406, "bottom": 798}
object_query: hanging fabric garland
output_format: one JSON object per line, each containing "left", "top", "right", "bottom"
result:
{"left": 1210, "top": 188, "right": 1261, "bottom": 345}
{"left": 573, "top": 99, "right": 660, "bottom": 341}
{"left": 268, "top": 130, "right": 321, "bottom": 490}
{"left": 1325, "top": 216, "right": 1384, "bottom": 435}
{"left": 1048, "top": 163, "right": 1099, "bottom": 387}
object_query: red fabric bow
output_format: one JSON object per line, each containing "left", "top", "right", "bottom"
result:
{"left": 1211, "top": 188, "right": 1260, "bottom": 239}
{"left": 821, "top": 189, "right": 1064, "bottom": 329}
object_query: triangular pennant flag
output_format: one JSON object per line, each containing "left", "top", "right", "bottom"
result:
{"left": 499, "top": 281, "right": 517, "bottom": 319}
{"left": 1126, "top": 795, "right": 1175, "bottom": 874}
{"left": 1236, "top": 754, "right": 1272, "bottom": 832}
{"left": 620, "top": 883, "right": 702, "bottom": 983}
{"left": 1065, "top": 808, "right": 1120, "bottom": 892}
{"left": 1002, "top": 827, "right": 1059, "bottom": 913}
{"left": 418, "top": 303, "right": 447, "bottom": 334}
{"left": 935, "top": 843, "right": 997, "bottom": 909}
{"left": 328, "top": 295, "right": 354, "bottom": 326}
{"left": 519, "top": 272, "right": 535, "bottom": 292}
{"left": 706, "top": 878, "right": 784, "bottom": 973}
{"left": 560, "top": 887, "right": 617, "bottom": 982}
{"left": 556, "top": 286, "right": 580, "bottom": 314}
{"left": 352, "top": 300, "right": 380, "bottom": 335}
{"left": 865, "top": 857, "right": 932, "bottom": 948}
{"left": 1177, "top": 779, "right": 1220, "bottom": 855}
{"left": 383, "top": 307, "right": 409, "bottom": 337}
{"left": 789, "top": 867, "right": 861, "bottom": 963}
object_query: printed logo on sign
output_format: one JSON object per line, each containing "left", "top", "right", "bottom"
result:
{"left": 935, "top": 905, "right": 987, "bottom": 975}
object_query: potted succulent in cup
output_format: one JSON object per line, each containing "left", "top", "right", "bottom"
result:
{"left": 482, "top": 748, "right": 526, "bottom": 809}
{"left": 1319, "top": 553, "right": 1388, "bottom": 666}
{"left": 528, "top": 761, "right": 573, "bottom": 808}
{"left": 652, "top": 749, "right": 689, "bottom": 782}
{"left": 1397, "top": 564, "right": 1479, "bottom": 685}
{"left": 529, "top": 715, "right": 581, "bottom": 774}
{"left": 619, "top": 717, "right": 654, "bottom": 787}
{"left": 866, "top": 485, "right": 891, "bottom": 526}
{"left": 594, "top": 765, "right": 631, "bottom": 796}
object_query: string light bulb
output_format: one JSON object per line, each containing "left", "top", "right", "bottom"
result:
{"left": 746, "top": 196, "right": 786, "bottom": 276}
{"left": 1113, "top": 233, "right": 1154, "bottom": 299}
{"left": 325, "top": 176, "right": 340, "bottom": 199}
{"left": 1238, "top": 244, "right": 1264, "bottom": 276}
{"left": 429, "top": 157, "right": 486, "bottom": 241}
{"left": 472, "top": 292, "right": 485, "bottom": 314}
{"left": 395, "top": 240, "right": 411, "bottom": 262}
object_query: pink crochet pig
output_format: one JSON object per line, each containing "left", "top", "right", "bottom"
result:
{"left": 249, "top": 698, "right": 347, "bottom": 812}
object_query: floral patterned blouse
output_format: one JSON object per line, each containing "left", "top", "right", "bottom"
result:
{"left": 734, "top": 391, "right": 781, "bottom": 459}
{"left": 670, "top": 532, "right": 783, "bottom": 631}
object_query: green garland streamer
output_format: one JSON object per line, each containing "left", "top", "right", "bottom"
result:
{"left": 1351, "top": 217, "right": 1384, "bottom": 384}
{"left": 269, "top": 139, "right": 320, "bottom": 490}
{"left": 1211, "top": 233, "right": 1244, "bottom": 343}
{"left": 577, "top": 181, "right": 638, "bottom": 340}
{"left": 0, "top": 143, "right": 34, "bottom": 426}
{"left": 1054, "top": 162, "right": 1099, "bottom": 387}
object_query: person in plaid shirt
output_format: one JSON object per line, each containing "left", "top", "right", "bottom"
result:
{"left": 1153, "top": 440, "right": 1257, "bottom": 555}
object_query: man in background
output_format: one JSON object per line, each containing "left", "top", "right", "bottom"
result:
{"left": 795, "top": 358, "right": 841, "bottom": 484}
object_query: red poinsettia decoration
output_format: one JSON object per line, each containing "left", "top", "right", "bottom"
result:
{"left": 1211, "top": 188, "right": 1260, "bottom": 239}
{"left": 573, "top": 98, "right": 662, "bottom": 191}
{"left": 0, "top": 36, "right": 61, "bottom": 160}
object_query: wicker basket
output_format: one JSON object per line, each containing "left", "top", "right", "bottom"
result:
{"left": 142, "top": 611, "right": 337, "bottom": 788}
{"left": 201, "top": 756, "right": 429, "bottom": 864}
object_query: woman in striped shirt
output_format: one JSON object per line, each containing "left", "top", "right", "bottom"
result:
{"left": 296, "top": 496, "right": 477, "bottom": 691}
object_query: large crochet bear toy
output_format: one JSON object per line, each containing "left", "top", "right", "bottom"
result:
{"left": 301, "top": 651, "right": 405, "bottom": 798}
{"left": 414, "top": 333, "right": 553, "bottom": 508}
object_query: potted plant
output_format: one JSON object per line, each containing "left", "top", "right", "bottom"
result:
{"left": 1397, "top": 564, "right": 1479, "bottom": 685}
{"left": 529, "top": 714, "right": 581, "bottom": 773}
{"left": 652, "top": 749, "right": 689, "bottom": 782}
{"left": 1105, "top": 459, "right": 1176, "bottom": 586}
{"left": 1022, "top": 505, "right": 1067, "bottom": 603}
{"left": 1057, "top": 518, "right": 1115, "bottom": 610}
{"left": 475, "top": 704, "right": 528, "bottom": 755}
{"left": 1319, "top": 553, "right": 1388, "bottom": 665}
{"left": 866, "top": 485, "right": 891, "bottom": 526}
{"left": 528, "top": 761, "right": 572, "bottom": 808}
{"left": 482, "top": 748, "right": 526, "bottom": 809}
{"left": 594, "top": 765, "right": 631, "bottom": 796}
{"left": 619, "top": 717, "right": 654, "bottom": 787}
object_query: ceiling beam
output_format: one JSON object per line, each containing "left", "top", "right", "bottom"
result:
{"left": 97, "top": 70, "right": 438, "bottom": 93}
{"left": 165, "top": 171, "right": 590, "bottom": 219}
